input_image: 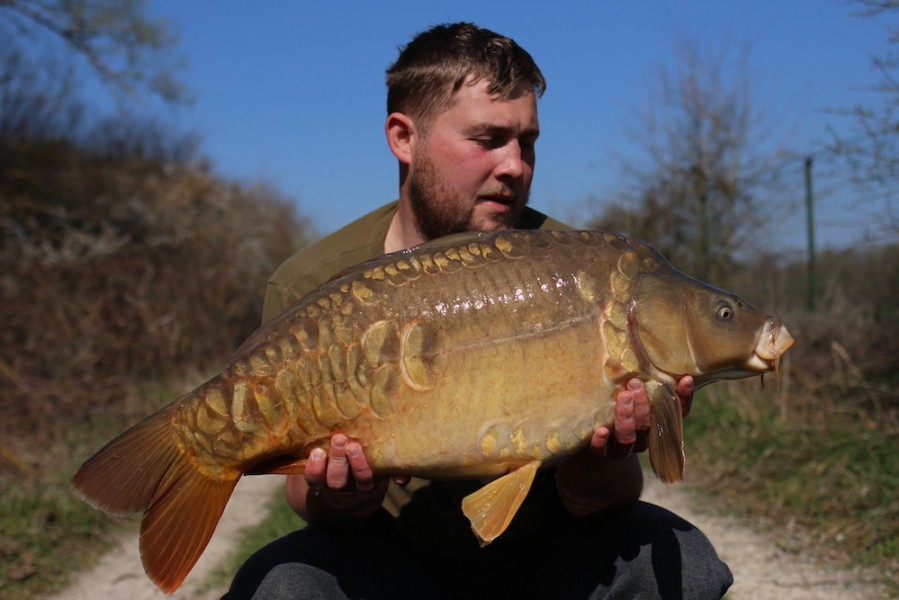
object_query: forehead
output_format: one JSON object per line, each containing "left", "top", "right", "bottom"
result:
{"left": 431, "top": 78, "right": 539, "bottom": 131}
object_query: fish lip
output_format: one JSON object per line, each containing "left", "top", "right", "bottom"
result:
{"left": 750, "top": 319, "right": 795, "bottom": 371}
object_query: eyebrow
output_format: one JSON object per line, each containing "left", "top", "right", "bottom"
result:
{"left": 466, "top": 123, "right": 540, "bottom": 139}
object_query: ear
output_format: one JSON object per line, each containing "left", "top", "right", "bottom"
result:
{"left": 385, "top": 112, "right": 415, "bottom": 165}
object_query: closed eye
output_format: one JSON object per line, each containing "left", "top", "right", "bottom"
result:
{"left": 473, "top": 136, "right": 504, "bottom": 149}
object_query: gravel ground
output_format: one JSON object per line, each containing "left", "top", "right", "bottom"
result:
{"left": 50, "top": 473, "right": 890, "bottom": 599}
{"left": 641, "top": 476, "right": 890, "bottom": 599}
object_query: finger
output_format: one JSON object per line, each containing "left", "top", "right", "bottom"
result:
{"left": 305, "top": 448, "right": 327, "bottom": 490}
{"left": 588, "top": 426, "right": 611, "bottom": 456}
{"left": 629, "top": 379, "right": 652, "bottom": 431}
{"left": 346, "top": 441, "right": 375, "bottom": 491}
{"left": 393, "top": 475, "right": 412, "bottom": 486}
{"left": 676, "top": 375, "right": 695, "bottom": 417}
{"left": 614, "top": 388, "right": 637, "bottom": 446}
{"left": 326, "top": 434, "right": 350, "bottom": 489}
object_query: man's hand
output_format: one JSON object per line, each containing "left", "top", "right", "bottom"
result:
{"left": 556, "top": 375, "right": 695, "bottom": 516}
{"left": 286, "top": 434, "right": 406, "bottom": 528}
{"left": 306, "top": 433, "right": 378, "bottom": 495}
{"left": 589, "top": 375, "right": 694, "bottom": 457}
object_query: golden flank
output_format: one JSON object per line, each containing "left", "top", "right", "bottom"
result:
{"left": 73, "top": 230, "right": 794, "bottom": 593}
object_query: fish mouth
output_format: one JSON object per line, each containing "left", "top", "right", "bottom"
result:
{"left": 747, "top": 319, "right": 795, "bottom": 375}
{"left": 690, "top": 319, "right": 795, "bottom": 389}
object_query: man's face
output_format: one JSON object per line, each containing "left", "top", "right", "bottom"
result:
{"left": 408, "top": 79, "right": 539, "bottom": 240}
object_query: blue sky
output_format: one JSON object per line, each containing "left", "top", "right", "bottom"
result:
{"left": 142, "top": 0, "right": 895, "bottom": 253}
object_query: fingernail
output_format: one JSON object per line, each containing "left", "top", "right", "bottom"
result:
{"left": 311, "top": 448, "right": 326, "bottom": 462}
{"left": 627, "top": 379, "right": 642, "bottom": 391}
{"left": 347, "top": 443, "right": 361, "bottom": 458}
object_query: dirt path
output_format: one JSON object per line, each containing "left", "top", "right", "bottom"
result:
{"left": 48, "top": 474, "right": 285, "bottom": 600}
{"left": 641, "top": 477, "right": 889, "bottom": 599}
{"left": 52, "top": 474, "right": 889, "bottom": 599}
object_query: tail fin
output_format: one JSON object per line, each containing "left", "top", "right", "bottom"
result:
{"left": 72, "top": 405, "right": 240, "bottom": 593}
{"left": 140, "top": 463, "right": 238, "bottom": 592}
{"left": 647, "top": 390, "right": 685, "bottom": 484}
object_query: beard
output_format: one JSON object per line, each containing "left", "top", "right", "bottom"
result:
{"left": 408, "top": 152, "right": 528, "bottom": 241}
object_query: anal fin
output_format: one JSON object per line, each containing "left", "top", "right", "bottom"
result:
{"left": 246, "top": 457, "right": 307, "bottom": 475}
{"left": 648, "top": 388, "right": 685, "bottom": 483}
{"left": 461, "top": 461, "right": 539, "bottom": 546}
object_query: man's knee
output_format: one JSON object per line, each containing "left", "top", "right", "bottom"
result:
{"left": 245, "top": 562, "right": 348, "bottom": 600}
{"left": 668, "top": 523, "right": 733, "bottom": 599}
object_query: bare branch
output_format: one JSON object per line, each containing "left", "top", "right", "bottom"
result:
{"left": 589, "top": 35, "right": 795, "bottom": 283}
{"left": 0, "top": 0, "right": 185, "bottom": 104}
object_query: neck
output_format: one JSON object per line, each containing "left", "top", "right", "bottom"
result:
{"left": 384, "top": 200, "right": 427, "bottom": 253}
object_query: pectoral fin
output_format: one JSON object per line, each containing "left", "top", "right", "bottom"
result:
{"left": 461, "top": 461, "right": 539, "bottom": 546}
{"left": 648, "top": 388, "right": 685, "bottom": 483}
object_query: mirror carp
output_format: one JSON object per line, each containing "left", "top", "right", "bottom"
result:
{"left": 73, "top": 229, "right": 794, "bottom": 592}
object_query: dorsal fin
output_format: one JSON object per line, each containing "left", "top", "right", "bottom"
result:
{"left": 327, "top": 230, "right": 493, "bottom": 282}
{"left": 230, "top": 231, "right": 495, "bottom": 364}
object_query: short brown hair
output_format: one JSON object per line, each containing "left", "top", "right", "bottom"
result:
{"left": 386, "top": 22, "right": 546, "bottom": 126}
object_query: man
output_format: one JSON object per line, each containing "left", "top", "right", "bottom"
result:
{"left": 225, "top": 22, "right": 733, "bottom": 599}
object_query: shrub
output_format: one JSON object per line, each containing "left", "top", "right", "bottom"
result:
{"left": 0, "top": 138, "right": 311, "bottom": 471}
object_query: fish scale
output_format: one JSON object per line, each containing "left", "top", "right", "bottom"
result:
{"left": 73, "top": 229, "right": 794, "bottom": 593}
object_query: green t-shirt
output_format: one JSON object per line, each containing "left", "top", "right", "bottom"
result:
{"left": 263, "top": 200, "right": 575, "bottom": 548}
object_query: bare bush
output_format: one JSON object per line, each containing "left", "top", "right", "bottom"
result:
{"left": 726, "top": 243, "right": 899, "bottom": 417}
{"left": 0, "top": 140, "right": 310, "bottom": 453}
{"left": 589, "top": 35, "right": 795, "bottom": 286}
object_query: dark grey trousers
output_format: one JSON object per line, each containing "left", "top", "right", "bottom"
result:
{"left": 222, "top": 501, "right": 733, "bottom": 599}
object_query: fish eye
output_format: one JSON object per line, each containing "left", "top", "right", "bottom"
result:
{"left": 715, "top": 300, "right": 734, "bottom": 320}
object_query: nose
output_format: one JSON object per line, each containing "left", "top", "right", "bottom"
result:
{"left": 494, "top": 141, "right": 526, "bottom": 179}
